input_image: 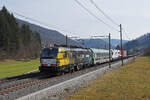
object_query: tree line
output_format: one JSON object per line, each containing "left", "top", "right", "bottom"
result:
{"left": 0, "top": 7, "right": 41, "bottom": 59}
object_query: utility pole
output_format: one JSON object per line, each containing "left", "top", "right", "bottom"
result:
{"left": 109, "top": 33, "right": 111, "bottom": 68}
{"left": 91, "top": 34, "right": 111, "bottom": 68}
{"left": 120, "top": 24, "right": 123, "bottom": 66}
{"left": 127, "top": 42, "right": 128, "bottom": 58}
{"left": 66, "top": 35, "right": 68, "bottom": 47}
{"left": 82, "top": 40, "right": 84, "bottom": 48}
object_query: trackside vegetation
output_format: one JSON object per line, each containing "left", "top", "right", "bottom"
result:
{"left": 67, "top": 57, "right": 150, "bottom": 100}
{"left": 0, "top": 60, "right": 40, "bottom": 78}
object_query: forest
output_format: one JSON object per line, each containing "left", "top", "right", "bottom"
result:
{"left": 0, "top": 7, "right": 41, "bottom": 59}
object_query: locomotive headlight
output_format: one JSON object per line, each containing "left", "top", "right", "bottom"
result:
{"left": 41, "top": 59, "right": 48, "bottom": 64}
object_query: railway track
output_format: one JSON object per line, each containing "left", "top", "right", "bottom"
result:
{"left": 0, "top": 71, "right": 40, "bottom": 85}
{"left": 0, "top": 64, "right": 104, "bottom": 96}
{"left": 0, "top": 57, "right": 134, "bottom": 100}
{"left": 0, "top": 72, "right": 53, "bottom": 94}
{"left": 0, "top": 79, "right": 47, "bottom": 95}
{"left": 0, "top": 70, "right": 81, "bottom": 96}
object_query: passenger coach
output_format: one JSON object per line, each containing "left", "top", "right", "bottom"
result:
{"left": 90, "top": 48, "right": 110, "bottom": 64}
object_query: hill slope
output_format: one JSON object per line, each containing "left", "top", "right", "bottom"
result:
{"left": 16, "top": 19, "right": 80, "bottom": 46}
{"left": 102, "top": 38, "right": 128, "bottom": 47}
{"left": 78, "top": 39, "right": 110, "bottom": 49}
{"left": 124, "top": 33, "right": 150, "bottom": 51}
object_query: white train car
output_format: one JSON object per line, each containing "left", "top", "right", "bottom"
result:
{"left": 111, "top": 49, "right": 121, "bottom": 60}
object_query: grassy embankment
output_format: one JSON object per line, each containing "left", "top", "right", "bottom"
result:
{"left": 67, "top": 57, "right": 150, "bottom": 100}
{"left": 0, "top": 60, "right": 40, "bottom": 78}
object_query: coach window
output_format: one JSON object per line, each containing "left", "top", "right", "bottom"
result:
{"left": 98, "top": 53, "right": 100, "bottom": 59}
{"left": 86, "top": 55, "right": 89, "bottom": 58}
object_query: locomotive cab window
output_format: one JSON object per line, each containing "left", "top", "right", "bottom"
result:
{"left": 41, "top": 48, "right": 58, "bottom": 58}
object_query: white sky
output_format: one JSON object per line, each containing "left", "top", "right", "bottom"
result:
{"left": 1, "top": 0, "right": 150, "bottom": 40}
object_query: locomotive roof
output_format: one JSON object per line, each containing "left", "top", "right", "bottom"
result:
{"left": 58, "top": 47, "right": 89, "bottom": 52}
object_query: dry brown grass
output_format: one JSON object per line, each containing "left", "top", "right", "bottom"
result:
{"left": 67, "top": 57, "right": 150, "bottom": 100}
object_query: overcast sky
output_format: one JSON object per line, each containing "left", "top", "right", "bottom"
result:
{"left": 1, "top": 0, "right": 150, "bottom": 40}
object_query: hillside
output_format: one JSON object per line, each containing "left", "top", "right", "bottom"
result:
{"left": 79, "top": 38, "right": 128, "bottom": 49}
{"left": 16, "top": 19, "right": 80, "bottom": 47}
{"left": 79, "top": 39, "right": 110, "bottom": 49}
{"left": 124, "top": 33, "right": 150, "bottom": 51}
{"left": 16, "top": 19, "right": 127, "bottom": 49}
{"left": 78, "top": 38, "right": 128, "bottom": 49}
{"left": 102, "top": 38, "right": 128, "bottom": 47}
{"left": 0, "top": 7, "right": 41, "bottom": 59}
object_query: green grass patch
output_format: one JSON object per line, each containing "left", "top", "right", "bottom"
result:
{"left": 67, "top": 57, "right": 150, "bottom": 100}
{"left": 0, "top": 60, "right": 40, "bottom": 78}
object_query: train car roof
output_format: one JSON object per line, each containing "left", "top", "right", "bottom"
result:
{"left": 111, "top": 49, "right": 120, "bottom": 52}
{"left": 90, "top": 48, "right": 109, "bottom": 53}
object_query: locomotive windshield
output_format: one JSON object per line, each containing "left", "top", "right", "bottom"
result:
{"left": 41, "top": 48, "right": 58, "bottom": 58}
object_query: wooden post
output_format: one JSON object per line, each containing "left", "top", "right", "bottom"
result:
{"left": 120, "top": 24, "right": 123, "bottom": 66}
{"left": 109, "top": 33, "right": 111, "bottom": 68}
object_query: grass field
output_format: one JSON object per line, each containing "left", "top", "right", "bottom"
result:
{"left": 0, "top": 60, "right": 40, "bottom": 78}
{"left": 67, "top": 57, "right": 150, "bottom": 100}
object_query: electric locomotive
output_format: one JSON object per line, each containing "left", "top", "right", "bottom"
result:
{"left": 39, "top": 47, "right": 93, "bottom": 74}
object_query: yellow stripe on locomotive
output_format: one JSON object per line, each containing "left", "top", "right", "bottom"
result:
{"left": 57, "top": 47, "right": 74, "bottom": 67}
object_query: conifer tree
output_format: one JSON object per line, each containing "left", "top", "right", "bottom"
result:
{"left": 0, "top": 6, "right": 41, "bottom": 59}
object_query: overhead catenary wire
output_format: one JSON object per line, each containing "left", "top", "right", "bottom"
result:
{"left": 13, "top": 11, "right": 74, "bottom": 34}
{"left": 89, "top": 0, "right": 131, "bottom": 42}
{"left": 0, "top": 6, "right": 124, "bottom": 48}
{"left": 1, "top": 4, "right": 130, "bottom": 42}
{"left": 122, "top": 28, "right": 131, "bottom": 40}
{"left": 124, "top": 32, "right": 131, "bottom": 40}
{"left": 74, "top": 0, "right": 119, "bottom": 32}
{"left": 0, "top": 6, "right": 81, "bottom": 37}
{"left": 10, "top": 11, "right": 93, "bottom": 39}
{"left": 89, "top": 0, "right": 119, "bottom": 26}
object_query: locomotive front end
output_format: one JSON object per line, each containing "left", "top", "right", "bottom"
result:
{"left": 39, "top": 47, "right": 60, "bottom": 73}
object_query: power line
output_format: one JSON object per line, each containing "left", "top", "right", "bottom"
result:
{"left": 88, "top": 0, "right": 131, "bottom": 41}
{"left": 74, "top": 0, "right": 119, "bottom": 32}
{"left": 89, "top": 0, "right": 119, "bottom": 26}
{"left": 1, "top": 4, "right": 121, "bottom": 38}
{"left": 0, "top": 7, "right": 89, "bottom": 38}
{"left": 122, "top": 29, "right": 131, "bottom": 40}
{"left": 13, "top": 11, "right": 73, "bottom": 34}
{"left": 13, "top": 11, "right": 98, "bottom": 39}
{"left": 124, "top": 32, "right": 130, "bottom": 40}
